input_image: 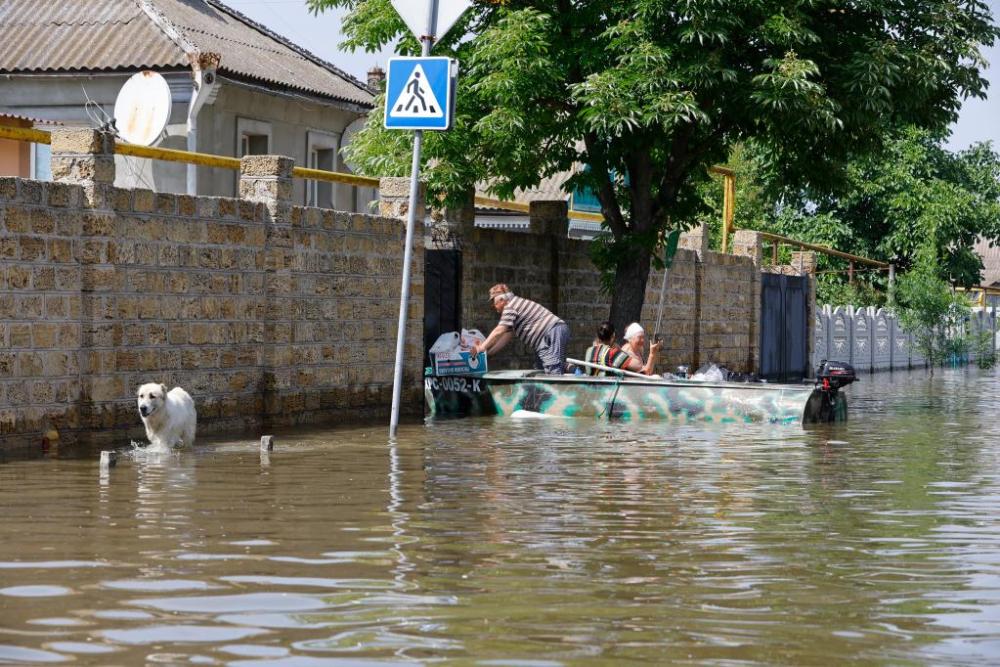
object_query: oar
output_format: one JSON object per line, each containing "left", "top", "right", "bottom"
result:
{"left": 567, "top": 357, "right": 657, "bottom": 381}
{"left": 653, "top": 229, "right": 681, "bottom": 342}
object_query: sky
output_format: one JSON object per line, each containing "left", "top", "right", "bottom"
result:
{"left": 228, "top": 0, "right": 999, "bottom": 151}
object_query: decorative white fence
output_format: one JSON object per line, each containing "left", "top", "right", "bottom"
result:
{"left": 812, "top": 305, "right": 998, "bottom": 372}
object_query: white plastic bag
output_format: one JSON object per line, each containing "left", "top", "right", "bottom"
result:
{"left": 460, "top": 328, "right": 485, "bottom": 349}
{"left": 429, "top": 331, "right": 461, "bottom": 356}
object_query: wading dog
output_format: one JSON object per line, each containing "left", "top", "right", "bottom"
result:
{"left": 136, "top": 383, "right": 197, "bottom": 450}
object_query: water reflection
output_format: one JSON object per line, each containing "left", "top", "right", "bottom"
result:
{"left": 0, "top": 369, "right": 998, "bottom": 663}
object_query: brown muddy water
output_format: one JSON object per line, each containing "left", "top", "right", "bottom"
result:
{"left": 1, "top": 367, "right": 999, "bottom": 665}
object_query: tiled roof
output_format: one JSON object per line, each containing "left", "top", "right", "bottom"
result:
{"left": 0, "top": 0, "right": 373, "bottom": 107}
{"left": 976, "top": 238, "right": 1000, "bottom": 287}
{"left": 476, "top": 170, "right": 573, "bottom": 210}
{"left": 0, "top": 114, "right": 62, "bottom": 126}
{"left": 0, "top": 0, "right": 186, "bottom": 72}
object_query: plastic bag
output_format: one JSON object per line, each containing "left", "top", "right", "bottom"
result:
{"left": 460, "top": 328, "right": 485, "bottom": 349}
{"left": 690, "top": 363, "right": 725, "bottom": 382}
{"left": 429, "top": 331, "right": 461, "bottom": 356}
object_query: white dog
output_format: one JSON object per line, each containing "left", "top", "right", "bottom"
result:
{"left": 136, "top": 383, "right": 197, "bottom": 450}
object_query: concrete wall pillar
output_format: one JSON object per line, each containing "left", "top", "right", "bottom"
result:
{"left": 791, "top": 251, "right": 818, "bottom": 377}
{"left": 790, "top": 251, "right": 818, "bottom": 275}
{"left": 379, "top": 176, "right": 425, "bottom": 221}
{"left": 50, "top": 129, "right": 115, "bottom": 186}
{"left": 528, "top": 200, "right": 569, "bottom": 237}
{"left": 527, "top": 200, "right": 569, "bottom": 316}
{"left": 50, "top": 128, "right": 115, "bottom": 208}
{"left": 429, "top": 186, "right": 475, "bottom": 248}
{"left": 732, "top": 230, "right": 763, "bottom": 373}
{"left": 679, "top": 223, "right": 710, "bottom": 256}
{"left": 239, "top": 155, "right": 294, "bottom": 426}
{"left": 239, "top": 155, "right": 294, "bottom": 222}
{"left": 732, "top": 230, "right": 763, "bottom": 264}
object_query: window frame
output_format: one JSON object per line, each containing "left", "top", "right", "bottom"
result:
{"left": 304, "top": 130, "right": 340, "bottom": 208}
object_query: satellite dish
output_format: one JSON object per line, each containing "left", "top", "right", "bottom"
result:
{"left": 113, "top": 71, "right": 172, "bottom": 146}
{"left": 340, "top": 117, "right": 367, "bottom": 173}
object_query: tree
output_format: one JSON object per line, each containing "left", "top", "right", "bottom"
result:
{"left": 700, "top": 131, "right": 1000, "bottom": 305}
{"left": 891, "top": 249, "right": 972, "bottom": 374}
{"left": 783, "top": 129, "right": 1000, "bottom": 287}
{"left": 311, "top": 0, "right": 998, "bottom": 331}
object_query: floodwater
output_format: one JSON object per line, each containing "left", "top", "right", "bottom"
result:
{"left": 1, "top": 369, "right": 1000, "bottom": 665}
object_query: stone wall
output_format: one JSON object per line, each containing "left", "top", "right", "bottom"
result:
{"left": 813, "top": 305, "right": 998, "bottom": 372}
{"left": 0, "top": 130, "right": 422, "bottom": 453}
{"left": 457, "top": 207, "right": 768, "bottom": 375}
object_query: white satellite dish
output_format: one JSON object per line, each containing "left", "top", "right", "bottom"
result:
{"left": 113, "top": 71, "right": 172, "bottom": 146}
{"left": 340, "top": 117, "right": 367, "bottom": 173}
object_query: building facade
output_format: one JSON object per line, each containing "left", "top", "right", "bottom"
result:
{"left": 0, "top": 0, "right": 376, "bottom": 210}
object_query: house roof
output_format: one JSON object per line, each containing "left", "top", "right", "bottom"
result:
{"left": 0, "top": 0, "right": 373, "bottom": 107}
{"left": 0, "top": 114, "right": 62, "bottom": 126}
{"left": 475, "top": 171, "right": 573, "bottom": 212}
{"left": 975, "top": 238, "right": 1000, "bottom": 287}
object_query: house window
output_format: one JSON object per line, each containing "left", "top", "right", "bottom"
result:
{"left": 31, "top": 143, "right": 51, "bottom": 181}
{"left": 305, "top": 130, "right": 339, "bottom": 208}
{"left": 241, "top": 133, "right": 269, "bottom": 156}
{"left": 236, "top": 118, "right": 272, "bottom": 157}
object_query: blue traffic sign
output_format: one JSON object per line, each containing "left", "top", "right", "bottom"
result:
{"left": 384, "top": 57, "right": 455, "bottom": 131}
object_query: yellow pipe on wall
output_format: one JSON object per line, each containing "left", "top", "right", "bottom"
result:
{"left": 0, "top": 125, "right": 378, "bottom": 187}
{"left": 0, "top": 125, "right": 51, "bottom": 144}
{"left": 116, "top": 143, "right": 241, "bottom": 170}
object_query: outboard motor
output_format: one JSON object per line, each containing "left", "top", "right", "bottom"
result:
{"left": 816, "top": 359, "right": 857, "bottom": 391}
{"left": 805, "top": 360, "right": 857, "bottom": 423}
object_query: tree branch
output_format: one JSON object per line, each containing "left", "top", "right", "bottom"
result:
{"left": 584, "top": 132, "right": 627, "bottom": 237}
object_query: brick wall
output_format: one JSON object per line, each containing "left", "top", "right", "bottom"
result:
{"left": 457, "top": 207, "right": 768, "bottom": 376}
{"left": 0, "top": 130, "right": 422, "bottom": 453}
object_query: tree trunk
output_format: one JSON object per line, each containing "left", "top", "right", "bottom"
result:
{"left": 608, "top": 245, "right": 653, "bottom": 336}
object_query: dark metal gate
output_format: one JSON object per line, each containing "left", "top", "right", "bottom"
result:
{"left": 760, "top": 273, "right": 809, "bottom": 382}
{"left": 423, "top": 249, "right": 462, "bottom": 367}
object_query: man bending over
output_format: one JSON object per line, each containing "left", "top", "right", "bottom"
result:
{"left": 471, "top": 283, "right": 570, "bottom": 375}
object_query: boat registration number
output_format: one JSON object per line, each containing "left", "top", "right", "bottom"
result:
{"left": 425, "top": 377, "right": 482, "bottom": 393}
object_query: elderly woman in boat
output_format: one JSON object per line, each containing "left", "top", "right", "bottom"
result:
{"left": 471, "top": 284, "right": 570, "bottom": 375}
{"left": 623, "top": 323, "right": 662, "bottom": 372}
{"left": 583, "top": 321, "right": 661, "bottom": 376}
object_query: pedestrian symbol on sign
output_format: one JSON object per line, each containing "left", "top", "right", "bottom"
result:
{"left": 390, "top": 65, "right": 443, "bottom": 118}
{"left": 384, "top": 57, "right": 454, "bottom": 131}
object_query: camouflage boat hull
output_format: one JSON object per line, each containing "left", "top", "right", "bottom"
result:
{"left": 425, "top": 371, "right": 847, "bottom": 425}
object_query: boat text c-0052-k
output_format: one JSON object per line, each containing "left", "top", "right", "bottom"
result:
{"left": 425, "top": 360, "right": 857, "bottom": 425}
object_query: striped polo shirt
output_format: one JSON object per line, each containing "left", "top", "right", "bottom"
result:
{"left": 499, "top": 296, "right": 563, "bottom": 350}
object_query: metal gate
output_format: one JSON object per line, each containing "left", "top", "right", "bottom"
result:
{"left": 760, "top": 273, "right": 809, "bottom": 382}
{"left": 423, "top": 249, "right": 462, "bottom": 366}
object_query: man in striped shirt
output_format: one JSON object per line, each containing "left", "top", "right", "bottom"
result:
{"left": 470, "top": 283, "right": 570, "bottom": 374}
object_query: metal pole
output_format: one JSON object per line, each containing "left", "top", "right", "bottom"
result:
{"left": 721, "top": 173, "right": 735, "bottom": 254}
{"left": 390, "top": 0, "right": 438, "bottom": 438}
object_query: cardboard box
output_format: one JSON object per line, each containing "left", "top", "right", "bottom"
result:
{"left": 432, "top": 351, "right": 488, "bottom": 376}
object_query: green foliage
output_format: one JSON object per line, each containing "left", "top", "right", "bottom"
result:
{"left": 699, "top": 131, "right": 1000, "bottom": 307}
{"left": 974, "top": 330, "right": 997, "bottom": 369}
{"left": 891, "top": 251, "right": 972, "bottom": 371}
{"left": 310, "top": 0, "right": 999, "bottom": 324}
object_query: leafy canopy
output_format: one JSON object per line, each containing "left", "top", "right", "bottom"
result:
{"left": 310, "top": 0, "right": 998, "bottom": 325}
{"left": 703, "top": 131, "right": 1000, "bottom": 305}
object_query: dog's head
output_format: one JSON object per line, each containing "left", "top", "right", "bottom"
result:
{"left": 136, "top": 383, "right": 168, "bottom": 419}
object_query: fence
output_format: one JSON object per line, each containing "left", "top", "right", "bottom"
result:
{"left": 812, "top": 305, "right": 998, "bottom": 371}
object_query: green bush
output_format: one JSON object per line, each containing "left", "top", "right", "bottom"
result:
{"left": 890, "top": 252, "right": 971, "bottom": 374}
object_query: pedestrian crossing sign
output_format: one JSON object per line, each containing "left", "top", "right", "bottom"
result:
{"left": 384, "top": 57, "right": 455, "bottom": 131}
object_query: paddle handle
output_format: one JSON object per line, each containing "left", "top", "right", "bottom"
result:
{"left": 567, "top": 357, "right": 653, "bottom": 380}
